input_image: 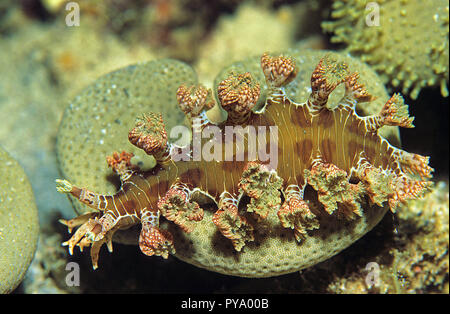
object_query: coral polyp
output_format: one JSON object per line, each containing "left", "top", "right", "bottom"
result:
{"left": 322, "top": 0, "right": 449, "bottom": 99}
{"left": 56, "top": 52, "right": 433, "bottom": 276}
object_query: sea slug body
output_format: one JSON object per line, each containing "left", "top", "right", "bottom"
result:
{"left": 56, "top": 52, "right": 433, "bottom": 276}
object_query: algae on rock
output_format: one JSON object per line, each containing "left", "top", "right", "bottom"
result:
{"left": 327, "top": 182, "right": 449, "bottom": 294}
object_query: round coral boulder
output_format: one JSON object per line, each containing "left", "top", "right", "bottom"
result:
{"left": 0, "top": 146, "right": 39, "bottom": 293}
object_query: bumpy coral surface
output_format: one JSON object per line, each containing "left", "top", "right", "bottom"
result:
{"left": 322, "top": 0, "right": 449, "bottom": 99}
{"left": 0, "top": 146, "right": 39, "bottom": 293}
{"left": 56, "top": 49, "right": 433, "bottom": 277}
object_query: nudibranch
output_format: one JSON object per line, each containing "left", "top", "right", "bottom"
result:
{"left": 56, "top": 53, "right": 433, "bottom": 270}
